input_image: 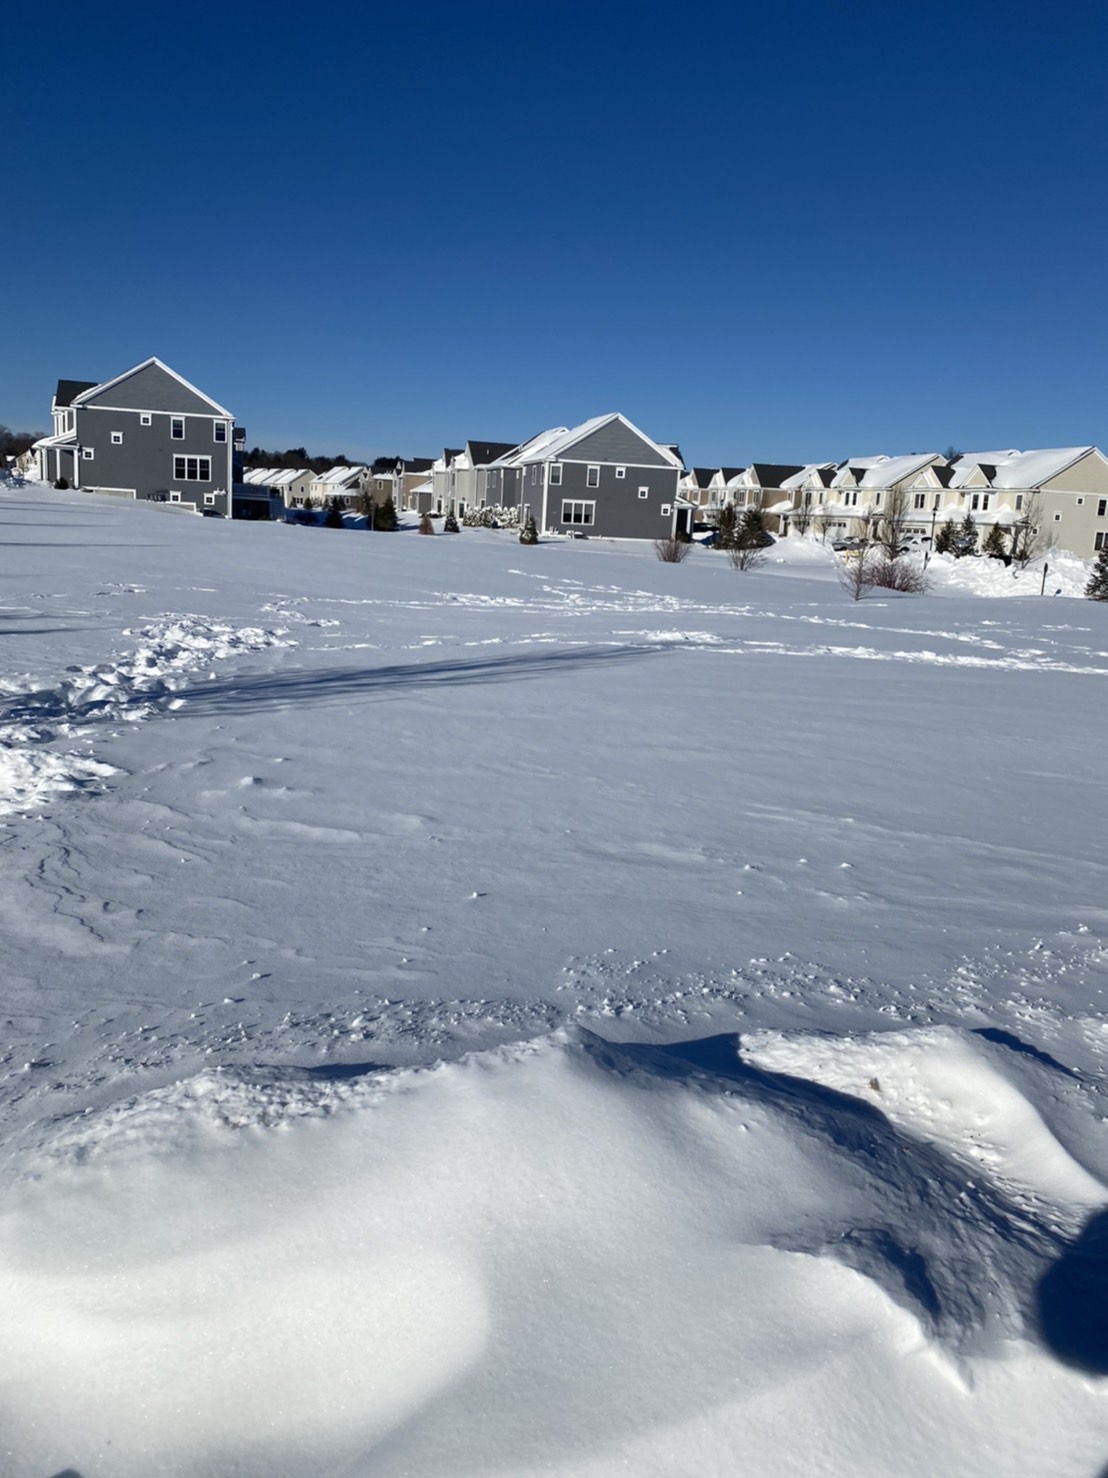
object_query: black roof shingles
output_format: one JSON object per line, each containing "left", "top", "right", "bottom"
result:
{"left": 54, "top": 379, "right": 98, "bottom": 407}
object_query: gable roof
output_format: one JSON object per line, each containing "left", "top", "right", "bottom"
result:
{"left": 857, "top": 453, "right": 942, "bottom": 489}
{"left": 72, "top": 357, "right": 234, "bottom": 418}
{"left": 504, "top": 413, "right": 684, "bottom": 470}
{"left": 746, "top": 462, "right": 804, "bottom": 487}
{"left": 989, "top": 447, "right": 1096, "bottom": 490}
{"left": 54, "top": 379, "right": 98, "bottom": 408}
{"left": 465, "top": 441, "right": 518, "bottom": 466}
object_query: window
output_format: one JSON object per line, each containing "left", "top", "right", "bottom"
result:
{"left": 140, "top": 413, "right": 152, "bottom": 426}
{"left": 1098, "top": 499, "right": 1107, "bottom": 517}
{"left": 1077, "top": 497, "right": 1084, "bottom": 506}
{"left": 586, "top": 466, "right": 600, "bottom": 488}
{"left": 1054, "top": 512, "right": 1062, "bottom": 522}
{"left": 933, "top": 493, "right": 941, "bottom": 510}
{"left": 561, "top": 499, "right": 594, "bottom": 526}
{"left": 549, "top": 463, "right": 562, "bottom": 486}
{"left": 111, "top": 431, "right": 123, "bottom": 445}
{"left": 169, "top": 492, "right": 181, "bottom": 503}
{"left": 615, "top": 467, "right": 626, "bottom": 479}
{"left": 913, "top": 493, "right": 926, "bottom": 509}
{"left": 1096, "top": 532, "right": 1108, "bottom": 550}
{"left": 981, "top": 494, "right": 991, "bottom": 511}
{"left": 971, "top": 493, "right": 980, "bottom": 511}
{"left": 171, "top": 418, "right": 185, "bottom": 439}
{"left": 804, "top": 492, "right": 812, "bottom": 507}
{"left": 82, "top": 447, "right": 94, "bottom": 460}
{"left": 660, "top": 504, "right": 672, "bottom": 516}
{"left": 638, "top": 487, "right": 649, "bottom": 499}
{"left": 204, "top": 493, "right": 215, "bottom": 505}
{"left": 874, "top": 492, "right": 882, "bottom": 507}
{"left": 1015, "top": 494, "right": 1024, "bottom": 511}
{"left": 173, "top": 455, "right": 211, "bottom": 481}
{"left": 214, "top": 422, "right": 227, "bottom": 443}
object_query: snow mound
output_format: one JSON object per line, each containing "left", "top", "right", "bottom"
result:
{"left": 1, "top": 1026, "right": 1104, "bottom": 1478}
{"left": 0, "top": 615, "right": 294, "bottom": 815}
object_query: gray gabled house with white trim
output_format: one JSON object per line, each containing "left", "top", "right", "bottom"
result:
{"left": 483, "top": 413, "right": 684, "bottom": 538}
{"left": 34, "top": 358, "right": 238, "bottom": 515}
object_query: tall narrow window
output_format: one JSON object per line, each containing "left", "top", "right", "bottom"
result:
{"left": 214, "top": 422, "right": 227, "bottom": 443}
{"left": 171, "top": 418, "right": 185, "bottom": 440}
{"left": 586, "top": 466, "right": 600, "bottom": 488}
{"left": 549, "top": 463, "right": 562, "bottom": 486}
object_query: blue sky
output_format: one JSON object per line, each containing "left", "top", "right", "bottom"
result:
{"left": 5, "top": 0, "right": 1106, "bottom": 466}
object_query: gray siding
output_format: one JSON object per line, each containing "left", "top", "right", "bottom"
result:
{"left": 550, "top": 463, "right": 680, "bottom": 539}
{"left": 80, "top": 363, "right": 227, "bottom": 417}
{"left": 563, "top": 420, "right": 673, "bottom": 468}
{"left": 76, "top": 405, "right": 233, "bottom": 514}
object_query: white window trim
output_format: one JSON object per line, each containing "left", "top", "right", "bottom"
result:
{"left": 615, "top": 466, "right": 626, "bottom": 479}
{"left": 213, "top": 422, "right": 228, "bottom": 443}
{"left": 170, "top": 418, "right": 185, "bottom": 440}
{"left": 586, "top": 466, "right": 600, "bottom": 489}
{"left": 549, "top": 463, "right": 562, "bottom": 486}
{"left": 660, "top": 504, "right": 672, "bottom": 516}
{"left": 81, "top": 447, "right": 94, "bottom": 460}
{"left": 169, "top": 491, "right": 181, "bottom": 503}
{"left": 173, "top": 455, "right": 212, "bottom": 482}
{"left": 638, "top": 487, "right": 649, "bottom": 499}
{"left": 111, "top": 431, "right": 123, "bottom": 445}
{"left": 140, "top": 413, "right": 152, "bottom": 426}
{"left": 204, "top": 493, "right": 216, "bottom": 505}
{"left": 561, "top": 499, "right": 595, "bottom": 526}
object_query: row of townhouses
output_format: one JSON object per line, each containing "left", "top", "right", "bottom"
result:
{"left": 26, "top": 357, "right": 1108, "bottom": 559}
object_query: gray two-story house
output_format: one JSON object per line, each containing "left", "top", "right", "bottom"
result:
{"left": 484, "top": 413, "right": 684, "bottom": 537}
{"left": 35, "top": 357, "right": 237, "bottom": 515}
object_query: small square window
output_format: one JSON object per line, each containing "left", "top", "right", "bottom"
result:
{"left": 82, "top": 447, "right": 94, "bottom": 460}
{"left": 169, "top": 491, "right": 181, "bottom": 503}
{"left": 1077, "top": 497, "right": 1084, "bottom": 506}
{"left": 111, "top": 431, "right": 123, "bottom": 445}
{"left": 615, "top": 467, "right": 626, "bottom": 479}
{"left": 1054, "top": 512, "right": 1062, "bottom": 522}
{"left": 660, "top": 504, "right": 672, "bottom": 516}
{"left": 638, "top": 487, "right": 649, "bottom": 499}
{"left": 171, "top": 418, "right": 185, "bottom": 440}
{"left": 204, "top": 493, "right": 216, "bottom": 505}
{"left": 586, "top": 466, "right": 600, "bottom": 488}
{"left": 140, "top": 413, "right": 152, "bottom": 426}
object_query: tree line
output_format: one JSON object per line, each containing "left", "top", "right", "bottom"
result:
{"left": 0, "top": 424, "right": 47, "bottom": 459}
{"left": 243, "top": 446, "right": 404, "bottom": 474}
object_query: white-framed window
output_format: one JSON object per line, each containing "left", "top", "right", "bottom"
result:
{"left": 1077, "top": 497, "right": 1084, "bottom": 506}
{"left": 169, "top": 491, "right": 181, "bottom": 503}
{"left": 1098, "top": 499, "right": 1107, "bottom": 517}
{"left": 660, "top": 504, "right": 672, "bottom": 516}
{"left": 1054, "top": 512, "right": 1062, "bottom": 522}
{"left": 171, "top": 417, "right": 185, "bottom": 439}
{"left": 933, "top": 493, "right": 941, "bottom": 510}
{"left": 204, "top": 493, "right": 216, "bottom": 505}
{"left": 111, "top": 431, "right": 123, "bottom": 445}
{"left": 586, "top": 466, "right": 600, "bottom": 488}
{"left": 615, "top": 467, "right": 626, "bottom": 479}
{"left": 561, "top": 499, "right": 594, "bottom": 526}
{"left": 913, "top": 493, "right": 926, "bottom": 509}
{"left": 638, "top": 487, "right": 649, "bottom": 499}
{"left": 173, "top": 455, "right": 211, "bottom": 481}
{"left": 549, "top": 463, "right": 562, "bottom": 486}
{"left": 214, "top": 422, "right": 227, "bottom": 443}
{"left": 82, "top": 447, "right": 94, "bottom": 460}
{"left": 971, "top": 493, "right": 980, "bottom": 510}
{"left": 1096, "top": 531, "right": 1108, "bottom": 550}
{"left": 140, "top": 413, "right": 152, "bottom": 426}
{"left": 874, "top": 492, "right": 882, "bottom": 507}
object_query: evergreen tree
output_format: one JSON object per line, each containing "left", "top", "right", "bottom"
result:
{"left": 951, "top": 510, "right": 978, "bottom": 557}
{"left": 443, "top": 510, "right": 460, "bottom": 533}
{"left": 1086, "top": 546, "right": 1108, "bottom": 600}
{"left": 375, "top": 493, "right": 399, "bottom": 531}
{"left": 934, "top": 519, "right": 956, "bottom": 555}
{"left": 519, "top": 511, "right": 538, "bottom": 545}
{"left": 737, "top": 507, "right": 768, "bottom": 548}
{"left": 716, "top": 502, "right": 738, "bottom": 550}
{"left": 981, "top": 522, "right": 1007, "bottom": 560}
{"left": 418, "top": 512, "right": 434, "bottom": 535}
{"left": 53, "top": 476, "right": 69, "bottom": 490}
{"left": 324, "top": 498, "right": 344, "bottom": 528}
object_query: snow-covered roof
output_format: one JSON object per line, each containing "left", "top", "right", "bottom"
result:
{"left": 857, "top": 453, "right": 942, "bottom": 490}
{"left": 498, "top": 414, "right": 684, "bottom": 470}
{"left": 988, "top": 447, "right": 1095, "bottom": 490}
{"left": 780, "top": 463, "right": 835, "bottom": 491}
{"left": 313, "top": 465, "right": 367, "bottom": 486}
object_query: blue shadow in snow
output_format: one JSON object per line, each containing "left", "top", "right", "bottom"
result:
{"left": 1036, "top": 1207, "right": 1108, "bottom": 1374}
{"left": 972, "top": 1026, "right": 1080, "bottom": 1079}
{"left": 164, "top": 644, "right": 669, "bottom": 718}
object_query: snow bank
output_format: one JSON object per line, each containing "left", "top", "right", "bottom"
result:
{"left": 1, "top": 1026, "right": 1105, "bottom": 1478}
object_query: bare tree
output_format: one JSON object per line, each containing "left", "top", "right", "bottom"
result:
{"left": 1009, "top": 491, "right": 1053, "bottom": 568}
{"left": 873, "top": 484, "right": 912, "bottom": 555}
{"left": 655, "top": 536, "right": 692, "bottom": 563}
{"left": 728, "top": 543, "right": 767, "bottom": 572}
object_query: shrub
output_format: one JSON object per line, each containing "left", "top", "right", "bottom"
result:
{"left": 418, "top": 512, "right": 434, "bottom": 535}
{"left": 324, "top": 498, "right": 344, "bottom": 528}
{"left": 54, "top": 476, "right": 69, "bottom": 490}
{"left": 443, "top": 511, "right": 460, "bottom": 533}
{"left": 870, "top": 551, "right": 930, "bottom": 592}
{"left": 655, "top": 536, "right": 692, "bottom": 563}
{"left": 728, "top": 543, "right": 767, "bottom": 571}
{"left": 519, "top": 512, "right": 538, "bottom": 545}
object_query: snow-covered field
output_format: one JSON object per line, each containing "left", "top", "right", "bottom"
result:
{"left": 1, "top": 484, "right": 1106, "bottom": 1477}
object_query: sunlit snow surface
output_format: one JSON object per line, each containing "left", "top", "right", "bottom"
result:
{"left": 0, "top": 485, "right": 1106, "bottom": 1477}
